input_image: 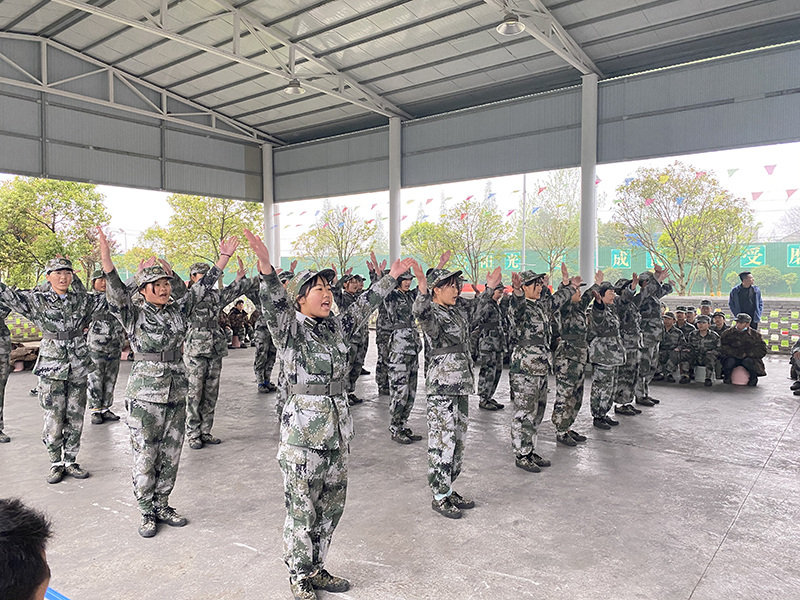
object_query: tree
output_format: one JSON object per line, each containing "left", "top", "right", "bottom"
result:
{"left": 439, "top": 194, "right": 508, "bottom": 284}
{"left": 401, "top": 221, "right": 450, "bottom": 269}
{"left": 0, "top": 177, "right": 113, "bottom": 287}
{"left": 770, "top": 205, "right": 800, "bottom": 240}
{"left": 614, "top": 161, "right": 744, "bottom": 295}
{"left": 750, "top": 265, "right": 783, "bottom": 292}
{"left": 694, "top": 203, "right": 756, "bottom": 295}
{"left": 513, "top": 169, "right": 580, "bottom": 280}
{"left": 373, "top": 210, "right": 389, "bottom": 255}
{"left": 725, "top": 271, "right": 740, "bottom": 288}
{"left": 784, "top": 272, "right": 798, "bottom": 295}
{"left": 291, "top": 200, "right": 376, "bottom": 273}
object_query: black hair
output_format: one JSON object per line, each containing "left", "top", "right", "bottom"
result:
{"left": 434, "top": 274, "right": 462, "bottom": 290}
{"left": 297, "top": 274, "right": 330, "bottom": 303}
{"left": 0, "top": 499, "right": 52, "bottom": 600}
{"left": 235, "top": 299, "right": 244, "bottom": 306}
{"left": 739, "top": 271, "right": 751, "bottom": 281}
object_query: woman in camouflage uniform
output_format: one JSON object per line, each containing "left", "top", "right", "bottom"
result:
{"left": 0, "top": 298, "right": 12, "bottom": 443}
{"left": 588, "top": 283, "right": 626, "bottom": 430}
{"left": 244, "top": 228, "right": 414, "bottom": 600}
{"left": 98, "top": 228, "right": 237, "bottom": 538}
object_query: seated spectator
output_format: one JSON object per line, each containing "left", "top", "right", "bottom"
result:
{"left": 227, "top": 300, "right": 250, "bottom": 347}
{"left": 654, "top": 311, "right": 689, "bottom": 383}
{"left": 687, "top": 315, "right": 721, "bottom": 386}
{"left": 0, "top": 498, "right": 52, "bottom": 600}
{"left": 791, "top": 338, "right": 800, "bottom": 396}
{"left": 719, "top": 313, "right": 767, "bottom": 386}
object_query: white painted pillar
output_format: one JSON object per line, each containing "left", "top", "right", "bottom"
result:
{"left": 261, "top": 144, "right": 278, "bottom": 267}
{"left": 579, "top": 73, "right": 599, "bottom": 283}
{"left": 388, "top": 117, "right": 401, "bottom": 263}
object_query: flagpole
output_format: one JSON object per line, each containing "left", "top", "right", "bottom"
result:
{"left": 521, "top": 173, "right": 527, "bottom": 270}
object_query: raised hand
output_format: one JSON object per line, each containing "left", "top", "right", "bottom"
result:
{"left": 592, "top": 290, "right": 602, "bottom": 303}
{"left": 330, "top": 263, "right": 337, "bottom": 275}
{"left": 631, "top": 272, "right": 639, "bottom": 289}
{"left": 569, "top": 274, "right": 583, "bottom": 288}
{"left": 236, "top": 256, "right": 246, "bottom": 281}
{"left": 242, "top": 228, "right": 272, "bottom": 274}
{"left": 389, "top": 257, "right": 416, "bottom": 280}
{"left": 140, "top": 257, "right": 157, "bottom": 270}
{"left": 157, "top": 258, "right": 174, "bottom": 277}
{"left": 219, "top": 236, "right": 239, "bottom": 258}
{"left": 345, "top": 267, "right": 353, "bottom": 276}
{"left": 595, "top": 270, "right": 604, "bottom": 285}
{"left": 512, "top": 271, "right": 522, "bottom": 290}
{"left": 379, "top": 259, "right": 386, "bottom": 274}
{"left": 96, "top": 227, "right": 114, "bottom": 273}
{"left": 289, "top": 259, "right": 297, "bottom": 273}
{"left": 486, "top": 266, "right": 502, "bottom": 290}
{"left": 561, "top": 262, "right": 569, "bottom": 284}
{"left": 437, "top": 250, "right": 451, "bottom": 269}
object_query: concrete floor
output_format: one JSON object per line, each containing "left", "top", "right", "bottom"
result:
{"left": 2, "top": 335, "right": 800, "bottom": 600}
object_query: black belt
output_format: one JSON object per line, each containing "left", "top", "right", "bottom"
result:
{"left": 429, "top": 343, "right": 467, "bottom": 356}
{"left": 134, "top": 350, "right": 183, "bottom": 362}
{"left": 483, "top": 321, "right": 500, "bottom": 329}
{"left": 517, "top": 336, "right": 545, "bottom": 346}
{"left": 561, "top": 334, "right": 584, "bottom": 341}
{"left": 192, "top": 319, "right": 220, "bottom": 329}
{"left": 390, "top": 322, "right": 414, "bottom": 330}
{"left": 290, "top": 381, "right": 347, "bottom": 396}
{"left": 42, "top": 330, "right": 82, "bottom": 341}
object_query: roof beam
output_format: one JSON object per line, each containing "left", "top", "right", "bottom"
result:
{"left": 483, "top": 0, "right": 602, "bottom": 76}
{"left": 52, "top": 0, "right": 409, "bottom": 120}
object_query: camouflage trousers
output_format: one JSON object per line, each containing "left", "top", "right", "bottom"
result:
{"left": 127, "top": 397, "right": 186, "bottom": 515}
{"left": 346, "top": 337, "right": 368, "bottom": 393}
{"left": 635, "top": 341, "right": 660, "bottom": 400}
{"left": 0, "top": 352, "right": 10, "bottom": 430}
{"left": 254, "top": 329, "right": 277, "bottom": 384}
{"left": 477, "top": 350, "right": 504, "bottom": 401}
{"left": 616, "top": 348, "right": 640, "bottom": 406}
{"left": 276, "top": 360, "right": 288, "bottom": 421}
{"left": 509, "top": 372, "right": 548, "bottom": 456}
{"left": 185, "top": 355, "right": 222, "bottom": 441}
{"left": 427, "top": 394, "right": 468, "bottom": 498}
{"left": 552, "top": 357, "right": 586, "bottom": 433}
{"left": 590, "top": 365, "right": 619, "bottom": 418}
{"left": 690, "top": 350, "right": 718, "bottom": 373}
{"left": 278, "top": 444, "right": 347, "bottom": 585}
{"left": 388, "top": 352, "right": 419, "bottom": 434}
{"left": 658, "top": 348, "right": 689, "bottom": 377}
{"left": 39, "top": 376, "right": 87, "bottom": 465}
{"left": 375, "top": 329, "right": 390, "bottom": 391}
{"left": 88, "top": 351, "right": 121, "bottom": 413}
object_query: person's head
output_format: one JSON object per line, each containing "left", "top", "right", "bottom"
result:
{"left": 519, "top": 271, "right": 545, "bottom": 300}
{"left": 287, "top": 269, "right": 335, "bottom": 319}
{"left": 234, "top": 300, "right": 244, "bottom": 310}
{"left": 340, "top": 275, "right": 359, "bottom": 294}
{"left": 700, "top": 300, "right": 713, "bottom": 316}
{"left": 397, "top": 271, "right": 414, "bottom": 292}
{"left": 713, "top": 311, "right": 726, "bottom": 327}
{"left": 675, "top": 307, "right": 686, "bottom": 325}
{"left": 44, "top": 258, "right": 74, "bottom": 295}
{"left": 428, "top": 269, "right": 462, "bottom": 306}
{"left": 663, "top": 311, "right": 675, "bottom": 328}
{"left": 190, "top": 262, "right": 210, "bottom": 284}
{"left": 136, "top": 265, "right": 172, "bottom": 306}
{"left": 735, "top": 313, "right": 752, "bottom": 330}
{"left": 354, "top": 275, "right": 365, "bottom": 293}
{"left": 638, "top": 271, "right": 652, "bottom": 288}
{"left": 696, "top": 315, "right": 710, "bottom": 331}
{"left": 598, "top": 282, "right": 616, "bottom": 305}
{"left": 0, "top": 498, "right": 52, "bottom": 600}
{"left": 686, "top": 307, "right": 696, "bottom": 323}
{"left": 90, "top": 269, "right": 106, "bottom": 293}
{"left": 739, "top": 271, "right": 754, "bottom": 287}
{"left": 278, "top": 271, "right": 294, "bottom": 288}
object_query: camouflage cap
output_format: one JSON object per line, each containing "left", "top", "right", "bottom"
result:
{"left": 519, "top": 270, "right": 546, "bottom": 286}
{"left": 90, "top": 269, "right": 106, "bottom": 281}
{"left": 700, "top": 299, "right": 713, "bottom": 307}
{"left": 278, "top": 270, "right": 295, "bottom": 284}
{"left": 712, "top": 310, "right": 726, "bottom": 318}
{"left": 686, "top": 306, "right": 696, "bottom": 313}
{"left": 353, "top": 274, "right": 366, "bottom": 281}
{"left": 695, "top": 315, "right": 711, "bottom": 324}
{"left": 663, "top": 311, "right": 676, "bottom": 320}
{"left": 285, "top": 268, "right": 335, "bottom": 304}
{"left": 189, "top": 262, "right": 210, "bottom": 276}
{"left": 598, "top": 282, "right": 616, "bottom": 296}
{"left": 614, "top": 278, "right": 632, "bottom": 292}
{"left": 397, "top": 269, "right": 415, "bottom": 281}
{"left": 427, "top": 268, "right": 463, "bottom": 288}
{"left": 45, "top": 257, "right": 74, "bottom": 274}
{"left": 135, "top": 265, "right": 171, "bottom": 288}
{"left": 339, "top": 273, "right": 356, "bottom": 286}
{"left": 638, "top": 271, "right": 654, "bottom": 281}
{"left": 735, "top": 313, "right": 752, "bottom": 323}
{"left": 675, "top": 306, "right": 687, "bottom": 313}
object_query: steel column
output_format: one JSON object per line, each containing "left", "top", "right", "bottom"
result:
{"left": 579, "top": 73, "right": 598, "bottom": 283}
{"left": 388, "top": 117, "right": 401, "bottom": 264}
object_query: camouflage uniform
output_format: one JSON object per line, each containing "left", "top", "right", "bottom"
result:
{"left": 688, "top": 329, "right": 721, "bottom": 374}
{"left": 588, "top": 299, "right": 626, "bottom": 420}
{"left": 87, "top": 271, "right": 126, "bottom": 419}
{"left": 332, "top": 276, "right": 370, "bottom": 395}
{"left": 257, "top": 268, "right": 396, "bottom": 586}
{"left": 413, "top": 270, "right": 493, "bottom": 500}
{"left": 0, "top": 302, "right": 11, "bottom": 440}
{"left": 635, "top": 278, "right": 672, "bottom": 402}
{"left": 228, "top": 305, "right": 250, "bottom": 344}
{"left": 0, "top": 259, "right": 102, "bottom": 467}
{"left": 184, "top": 263, "right": 255, "bottom": 446}
{"left": 658, "top": 324, "right": 689, "bottom": 377}
{"left": 551, "top": 284, "right": 598, "bottom": 433}
{"left": 614, "top": 284, "right": 643, "bottom": 407}
{"left": 371, "top": 270, "right": 391, "bottom": 394}
{"left": 383, "top": 281, "right": 420, "bottom": 435}
{"left": 475, "top": 291, "right": 506, "bottom": 409}
{"left": 509, "top": 279, "right": 576, "bottom": 459}
{"left": 105, "top": 265, "right": 221, "bottom": 515}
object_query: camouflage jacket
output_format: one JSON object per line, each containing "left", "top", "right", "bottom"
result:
{"left": 86, "top": 291, "right": 126, "bottom": 356}
{"left": 614, "top": 286, "right": 643, "bottom": 351}
{"left": 186, "top": 277, "right": 256, "bottom": 358}
{"left": 105, "top": 267, "right": 221, "bottom": 403}
{"left": 588, "top": 301, "right": 625, "bottom": 366}
{"left": 677, "top": 322, "right": 696, "bottom": 347}
{"left": 370, "top": 270, "right": 392, "bottom": 338}
{"left": 660, "top": 325, "right": 686, "bottom": 353}
{"left": 474, "top": 294, "right": 506, "bottom": 354}
{"left": 413, "top": 286, "right": 494, "bottom": 395}
{"left": 0, "top": 302, "right": 10, "bottom": 357}
{"left": 227, "top": 306, "right": 249, "bottom": 329}
{"left": 554, "top": 283, "right": 599, "bottom": 362}
{"left": 259, "top": 270, "right": 397, "bottom": 452}
{"left": 332, "top": 284, "right": 369, "bottom": 345}
{"left": 711, "top": 323, "right": 730, "bottom": 338}
{"left": 719, "top": 327, "right": 768, "bottom": 361}
{"left": 0, "top": 281, "right": 104, "bottom": 380}
{"left": 509, "top": 284, "right": 576, "bottom": 377}
{"left": 640, "top": 281, "right": 673, "bottom": 342}
{"left": 383, "top": 286, "right": 421, "bottom": 356}
{"left": 688, "top": 329, "right": 720, "bottom": 357}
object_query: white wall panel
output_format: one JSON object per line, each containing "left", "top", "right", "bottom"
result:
{"left": 0, "top": 134, "right": 41, "bottom": 176}
{"left": 46, "top": 143, "right": 161, "bottom": 189}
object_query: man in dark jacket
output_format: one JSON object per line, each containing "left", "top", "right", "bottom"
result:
{"left": 728, "top": 271, "right": 763, "bottom": 328}
{"left": 719, "top": 313, "right": 768, "bottom": 386}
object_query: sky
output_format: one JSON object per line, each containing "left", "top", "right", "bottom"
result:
{"left": 3, "top": 140, "right": 799, "bottom": 256}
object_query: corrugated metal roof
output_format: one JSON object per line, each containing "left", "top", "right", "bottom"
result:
{"left": 1, "top": 0, "right": 798, "bottom": 144}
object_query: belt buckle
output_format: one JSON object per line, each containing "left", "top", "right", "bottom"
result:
{"left": 330, "top": 381, "right": 343, "bottom": 395}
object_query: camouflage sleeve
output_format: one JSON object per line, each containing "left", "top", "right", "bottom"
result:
{"left": 547, "top": 283, "right": 577, "bottom": 316}
{"left": 658, "top": 281, "right": 674, "bottom": 298}
{"left": 579, "top": 283, "right": 600, "bottom": 311}
{"left": 104, "top": 268, "right": 136, "bottom": 332}
{"left": 168, "top": 273, "right": 188, "bottom": 301}
{"left": 412, "top": 291, "right": 437, "bottom": 338}
{"left": 257, "top": 270, "right": 294, "bottom": 349}
{"left": 219, "top": 275, "right": 253, "bottom": 307}
{"left": 751, "top": 332, "right": 768, "bottom": 359}
{"left": 510, "top": 290, "right": 527, "bottom": 326}
{"left": 71, "top": 274, "right": 86, "bottom": 293}
{"left": 331, "top": 282, "right": 344, "bottom": 308}
{"left": 179, "top": 266, "right": 222, "bottom": 316}
{"left": 0, "top": 280, "right": 42, "bottom": 319}
{"left": 469, "top": 285, "right": 496, "bottom": 326}
{"left": 793, "top": 338, "right": 800, "bottom": 355}
{"left": 339, "top": 274, "right": 397, "bottom": 341}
